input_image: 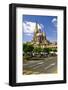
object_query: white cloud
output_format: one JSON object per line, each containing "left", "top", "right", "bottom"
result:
{"left": 52, "top": 18, "right": 57, "bottom": 23}
{"left": 23, "top": 22, "right": 35, "bottom": 33}
{"left": 24, "top": 33, "right": 33, "bottom": 36}
{"left": 52, "top": 18, "right": 57, "bottom": 27}
{"left": 23, "top": 21, "right": 44, "bottom": 36}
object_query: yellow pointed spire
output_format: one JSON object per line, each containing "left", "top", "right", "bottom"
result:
{"left": 32, "top": 23, "right": 39, "bottom": 42}
{"left": 35, "top": 22, "right": 38, "bottom": 33}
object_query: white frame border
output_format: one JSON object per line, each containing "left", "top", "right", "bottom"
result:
{"left": 16, "top": 7, "right": 64, "bottom": 83}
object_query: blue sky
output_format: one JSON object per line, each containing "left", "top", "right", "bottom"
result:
{"left": 23, "top": 15, "right": 57, "bottom": 42}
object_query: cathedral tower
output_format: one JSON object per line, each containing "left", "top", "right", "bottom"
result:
{"left": 32, "top": 23, "right": 49, "bottom": 47}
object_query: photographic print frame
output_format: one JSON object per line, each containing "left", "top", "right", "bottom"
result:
{"left": 9, "top": 3, "right": 66, "bottom": 86}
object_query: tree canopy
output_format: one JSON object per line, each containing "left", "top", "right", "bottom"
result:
{"left": 23, "top": 43, "right": 34, "bottom": 53}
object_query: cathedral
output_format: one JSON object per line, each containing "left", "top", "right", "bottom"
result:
{"left": 31, "top": 23, "right": 57, "bottom": 49}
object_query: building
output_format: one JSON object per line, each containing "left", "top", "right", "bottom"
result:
{"left": 30, "top": 23, "right": 57, "bottom": 49}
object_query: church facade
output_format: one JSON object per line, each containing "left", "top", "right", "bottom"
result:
{"left": 30, "top": 23, "right": 57, "bottom": 49}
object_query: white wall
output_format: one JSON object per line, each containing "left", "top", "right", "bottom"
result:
{"left": 0, "top": 0, "right": 68, "bottom": 89}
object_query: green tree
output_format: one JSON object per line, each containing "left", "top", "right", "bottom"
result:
{"left": 52, "top": 48, "right": 57, "bottom": 52}
{"left": 23, "top": 43, "right": 34, "bottom": 53}
{"left": 33, "top": 47, "right": 42, "bottom": 53}
{"left": 43, "top": 48, "right": 52, "bottom": 53}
